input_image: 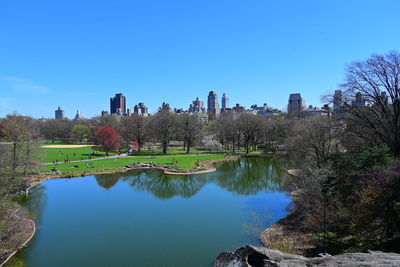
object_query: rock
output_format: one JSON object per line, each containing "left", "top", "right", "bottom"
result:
{"left": 215, "top": 246, "right": 400, "bottom": 267}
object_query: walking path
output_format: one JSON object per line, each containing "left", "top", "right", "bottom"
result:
{"left": 42, "top": 153, "right": 129, "bottom": 165}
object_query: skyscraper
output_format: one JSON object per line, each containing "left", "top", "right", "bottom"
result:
{"left": 288, "top": 93, "right": 306, "bottom": 117}
{"left": 55, "top": 106, "right": 65, "bottom": 119}
{"left": 159, "top": 102, "right": 171, "bottom": 111}
{"left": 188, "top": 97, "right": 204, "bottom": 113}
{"left": 352, "top": 92, "right": 366, "bottom": 107}
{"left": 110, "top": 93, "right": 126, "bottom": 115}
{"left": 221, "top": 93, "right": 230, "bottom": 109}
{"left": 134, "top": 102, "right": 149, "bottom": 116}
{"left": 333, "top": 90, "right": 343, "bottom": 112}
{"left": 207, "top": 91, "right": 220, "bottom": 119}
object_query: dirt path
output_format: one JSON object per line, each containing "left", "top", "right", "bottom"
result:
{"left": 41, "top": 145, "right": 93, "bottom": 148}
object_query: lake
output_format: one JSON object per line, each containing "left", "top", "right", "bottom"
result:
{"left": 6, "top": 157, "right": 291, "bottom": 267}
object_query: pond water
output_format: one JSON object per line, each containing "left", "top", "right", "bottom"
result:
{"left": 7, "top": 157, "right": 291, "bottom": 267}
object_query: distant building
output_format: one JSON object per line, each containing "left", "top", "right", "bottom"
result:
{"left": 302, "top": 105, "right": 329, "bottom": 118}
{"left": 288, "top": 93, "right": 306, "bottom": 118}
{"left": 379, "top": 91, "right": 389, "bottom": 104}
{"left": 134, "top": 102, "right": 149, "bottom": 116}
{"left": 55, "top": 106, "right": 65, "bottom": 120}
{"left": 221, "top": 93, "right": 230, "bottom": 109}
{"left": 74, "top": 110, "right": 84, "bottom": 120}
{"left": 174, "top": 108, "right": 185, "bottom": 114}
{"left": 352, "top": 92, "right": 366, "bottom": 107}
{"left": 110, "top": 93, "right": 126, "bottom": 114}
{"left": 232, "top": 103, "right": 245, "bottom": 113}
{"left": 159, "top": 102, "right": 171, "bottom": 111}
{"left": 333, "top": 90, "right": 343, "bottom": 112}
{"left": 101, "top": 110, "right": 109, "bottom": 117}
{"left": 251, "top": 103, "right": 281, "bottom": 117}
{"left": 207, "top": 91, "right": 220, "bottom": 119}
{"left": 188, "top": 97, "right": 205, "bottom": 114}
{"left": 127, "top": 108, "right": 132, "bottom": 116}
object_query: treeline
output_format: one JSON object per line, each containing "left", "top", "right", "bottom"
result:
{"left": 284, "top": 51, "right": 400, "bottom": 254}
{"left": 1, "top": 111, "right": 292, "bottom": 155}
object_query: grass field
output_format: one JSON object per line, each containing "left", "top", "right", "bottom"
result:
{"left": 42, "top": 146, "right": 116, "bottom": 163}
{"left": 40, "top": 154, "right": 226, "bottom": 175}
{"left": 134, "top": 148, "right": 246, "bottom": 156}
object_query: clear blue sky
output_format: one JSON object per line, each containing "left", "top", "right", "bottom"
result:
{"left": 1, "top": 0, "right": 399, "bottom": 118}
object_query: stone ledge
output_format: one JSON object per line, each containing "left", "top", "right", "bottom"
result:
{"left": 215, "top": 245, "right": 400, "bottom": 267}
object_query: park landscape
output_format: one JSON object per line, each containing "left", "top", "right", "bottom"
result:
{"left": 2, "top": 51, "right": 400, "bottom": 265}
{"left": 1, "top": 1, "right": 400, "bottom": 266}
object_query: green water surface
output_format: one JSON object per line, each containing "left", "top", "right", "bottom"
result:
{"left": 7, "top": 157, "right": 291, "bottom": 267}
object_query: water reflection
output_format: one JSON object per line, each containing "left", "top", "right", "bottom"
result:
{"left": 94, "top": 157, "right": 287, "bottom": 198}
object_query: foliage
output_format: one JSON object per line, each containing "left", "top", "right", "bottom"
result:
{"left": 95, "top": 125, "right": 121, "bottom": 155}
{"left": 70, "top": 124, "right": 90, "bottom": 143}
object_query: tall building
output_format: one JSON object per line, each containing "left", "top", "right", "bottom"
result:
{"left": 188, "top": 97, "right": 204, "bottom": 113}
{"left": 232, "top": 103, "right": 245, "bottom": 113}
{"left": 110, "top": 93, "right": 126, "bottom": 115}
{"left": 352, "top": 92, "right": 366, "bottom": 107}
{"left": 207, "top": 91, "right": 220, "bottom": 119}
{"left": 221, "top": 93, "right": 230, "bottom": 109}
{"left": 55, "top": 106, "right": 65, "bottom": 120}
{"left": 333, "top": 90, "right": 343, "bottom": 112}
{"left": 159, "top": 102, "right": 171, "bottom": 111}
{"left": 134, "top": 102, "right": 149, "bottom": 116}
{"left": 287, "top": 93, "right": 306, "bottom": 117}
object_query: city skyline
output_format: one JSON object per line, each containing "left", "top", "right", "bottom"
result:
{"left": 1, "top": 0, "right": 399, "bottom": 118}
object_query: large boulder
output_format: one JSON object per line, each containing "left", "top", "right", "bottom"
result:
{"left": 215, "top": 245, "right": 400, "bottom": 267}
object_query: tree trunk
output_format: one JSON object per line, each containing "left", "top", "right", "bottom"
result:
{"left": 163, "top": 142, "right": 167, "bottom": 154}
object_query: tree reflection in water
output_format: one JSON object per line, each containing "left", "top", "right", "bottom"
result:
{"left": 94, "top": 158, "right": 287, "bottom": 198}
{"left": 213, "top": 158, "right": 287, "bottom": 195}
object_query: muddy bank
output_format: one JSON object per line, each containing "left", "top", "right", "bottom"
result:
{"left": 0, "top": 207, "right": 36, "bottom": 267}
{"left": 259, "top": 169, "right": 316, "bottom": 256}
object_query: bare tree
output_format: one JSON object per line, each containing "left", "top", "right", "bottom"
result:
{"left": 148, "top": 111, "right": 177, "bottom": 154}
{"left": 285, "top": 116, "right": 338, "bottom": 167}
{"left": 260, "top": 116, "right": 289, "bottom": 153}
{"left": 22, "top": 118, "right": 41, "bottom": 176}
{"left": 120, "top": 115, "right": 148, "bottom": 151}
{"left": 217, "top": 115, "right": 237, "bottom": 152}
{"left": 236, "top": 113, "right": 262, "bottom": 153}
{"left": 179, "top": 114, "right": 202, "bottom": 153}
{"left": 340, "top": 51, "right": 400, "bottom": 157}
{"left": 2, "top": 114, "right": 28, "bottom": 180}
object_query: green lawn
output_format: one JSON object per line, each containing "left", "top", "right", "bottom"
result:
{"left": 40, "top": 154, "right": 226, "bottom": 175}
{"left": 133, "top": 148, "right": 246, "bottom": 156}
{"left": 42, "top": 147, "right": 116, "bottom": 163}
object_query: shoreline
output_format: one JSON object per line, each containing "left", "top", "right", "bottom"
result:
{"left": 259, "top": 169, "right": 315, "bottom": 256}
{"left": 0, "top": 208, "right": 36, "bottom": 267}
{"left": 28, "top": 155, "right": 241, "bottom": 190}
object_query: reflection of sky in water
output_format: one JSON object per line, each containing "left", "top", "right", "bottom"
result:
{"left": 7, "top": 158, "right": 291, "bottom": 267}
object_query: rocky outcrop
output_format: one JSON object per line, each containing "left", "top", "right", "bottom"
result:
{"left": 215, "top": 245, "right": 400, "bottom": 267}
